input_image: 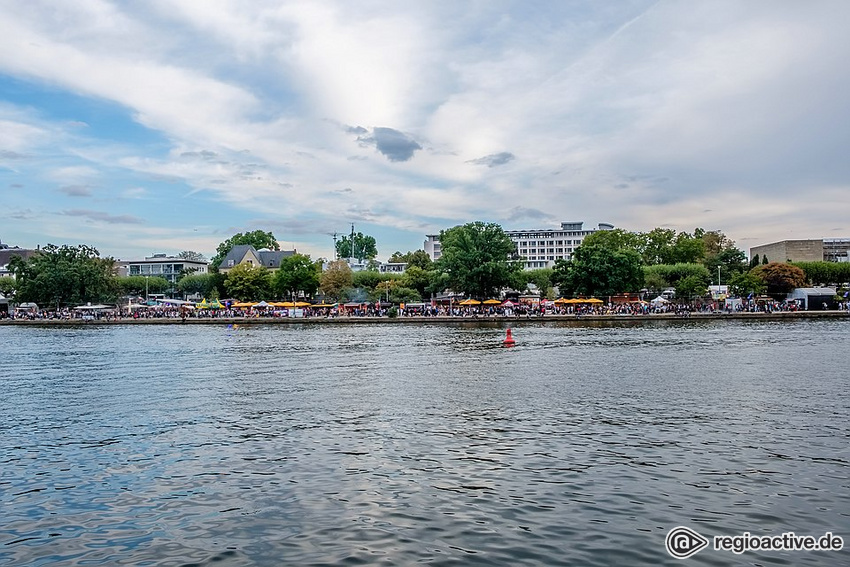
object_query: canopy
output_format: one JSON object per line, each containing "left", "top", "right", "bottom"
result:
{"left": 295, "top": 301, "right": 311, "bottom": 307}
{"left": 311, "top": 303, "right": 335, "bottom": 308}
{"left": 232, "top": 301, "right": 254, "bottom": 308}
{"left": 196, "top": 299, "right": 209, "bottom": 308}
{"left": 458, "top": 298, "right": 481, "bottom": 306}
{"left": 278, "top": 301, "right": 296, "bottom": 308}
{"left": 209, "top": 299, "right": 224, "bottom": 309}
{"left": 253, "top": 301, "right": 270, "bottom": 307}
{"left": 74, "top": 304, "right": 111, "bottom": 310}
{"left": 585, "top": 298, "right": 603, "bottom": 304}
{"left": 651, "top": 296, "right": 669, "bottom": 304}
{"left": 501, "top": 300, "right": 515, "bottom": 307}
{"left": 482, "top": 299, "right": 501, "bottom": 305}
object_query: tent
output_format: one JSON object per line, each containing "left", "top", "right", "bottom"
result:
{"left": 651, "top": 296, "right": 669, "bottom": 305}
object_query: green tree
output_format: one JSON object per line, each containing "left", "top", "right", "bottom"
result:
{"left": 9, "top": 244, "right": 118, "bottom": 308}
{"left": 750, "top": 254, "right": 760, "bottom": 269}
{"left": 272, "top": 253, "right": 320, "bottom": 299}
{"left": 211, "top": 230, "right": 279, "bottom": 269}
{"left": 553, "top": 244, "right": 644, "bottom": 297}
{"left": 223, "top": 263, "right": 271, "bottom": 301}
{"left": 792, "top": 261, "right": 850, "bottom": 286}
{"left": 336, "top": 232, "right": 378, "bottom": 262}
{"left": 728, "top": 272, "right": 766, "bottom": 297}
{"left": 388, "top": 250, "right": 433, "bottom": 269}
{"left": 177, "top": 273, "right": 218, "bottom": 298}
{"left": 401, "top": 266, "right": 435, "bottom": 298}
{"left": 674, "top": 274, "right": 708, "bottom": 299}
{"left": 389, "top": 286, "right": 421, "bottom": 303}
{"left": 319, "top": 259, "right": 354, "bottom": 300}
{"left": 115, "top": 276, "right": 170, "bottom": 297}
{"left": 751, "top": 262, "right": 806, "bottom": 294}
{"left": 0, "top": 276, "right": 16, "bottom": 297}
{"left": 436, "top": 222, "right": 521, "bottom": 299}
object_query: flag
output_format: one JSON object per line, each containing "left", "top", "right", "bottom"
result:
{"left": 747, "top": 292, "right": 753, "bottom": 299}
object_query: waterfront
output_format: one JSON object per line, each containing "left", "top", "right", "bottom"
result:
{"left": 1, "top": 320, "right": 848, "bottom": 565}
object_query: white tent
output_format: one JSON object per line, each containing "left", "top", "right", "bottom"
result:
{"left": 651, "top": 296, "right": 669, "bottom": 305}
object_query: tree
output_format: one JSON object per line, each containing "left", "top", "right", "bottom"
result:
{"left": 272, "top": 253, "right": 320, "bottom": 299}
{"left": 319, "top": 259, "right": 353, "bottom": 300}
{"left": 762, "top": 255, "right": 769, "bottom": 265}
{"left": 388, "top": 249, "right": 433, "bottom": 269}
{"left": 115, "top": 276, "right": 170, "bottom": 297}
{"left": 674, "top": 275, "right": 708, "bottom": 299}
{"left": 176, "top": 250, "right": 206, "bottom": 262}
{"left": 728, "top": 272, "right": 766, "bottom": 297}
{"left": 436, "top": 222, "right": 521, "bottom": 299}
{"left": 749, "top": 254, "right": 760, "bottom": 269}
{"left": 553, "top": 244, "right": 644, "bottom": 297}
{"left": 336, "top": 232, "right": 377, "bottom": 262}
{"left": 223, "top": 263, "right": 271, "bottom": 301}
{"left": 0, "top": 276, "right": 16, "bottom": 297}
{"left": 792, "top": 261, "right": 850, "bottom": 286}
{"left": 211, "top": 230, "right": 279, "bottom": 269}
{"left": 751, "top": 262, "right": 806, "bottom": 294}
{"left": 401, "top": 266, "right": 436, "bottom": 298}
{"left": 177, "top": 273, "right": 217, "bottom": 298}
{"left": 9, "top": 244, "right": 118, "bottom": 308}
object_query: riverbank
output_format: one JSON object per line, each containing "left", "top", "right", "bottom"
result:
{"left": 2, "top": 310, "right": 848, "bottom": 325}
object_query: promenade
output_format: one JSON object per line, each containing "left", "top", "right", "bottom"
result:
{"left": 2, "top": 310, "right": 848, "bottom": 326}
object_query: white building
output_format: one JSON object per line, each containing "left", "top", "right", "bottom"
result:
{"left": 425, "top": 221, "right": 615, "bottom": 270}
{"left": 116, "top": 254, "right": 208, "bottom": 285}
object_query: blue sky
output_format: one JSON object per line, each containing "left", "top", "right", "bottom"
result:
{"left": 2, "top": 0, "right": 849, "bottom": 262}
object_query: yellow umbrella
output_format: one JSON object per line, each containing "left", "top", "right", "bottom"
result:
{"left": 232, "top": 301, "right": 254, "bottom": 308}
{"left": 295, "top": 301, "right": 311, "bottom": 307}
{"left": 458, "top": 298, "right": 481, "bottom": 306}
{"left": 311, "top": 303, "right": 335, "bottom": 308}
{"left": 278, "top": 301, "right": 296, "bottom": 308}
{"left": 553, "top": 298, "right": 568, "bottom": 304}
{"left": 586, "top": 298, "right": 603, "bottom": 304}
{"left": 482, "top": 299, "right": 501, "bottom": 305}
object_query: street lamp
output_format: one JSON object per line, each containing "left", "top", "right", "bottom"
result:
{"left": 145, "top": 275, "right": 149, "bottom": 302}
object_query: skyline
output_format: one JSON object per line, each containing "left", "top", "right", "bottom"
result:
{"left": 2, "top": 1, "right": 850, "bottom": 262}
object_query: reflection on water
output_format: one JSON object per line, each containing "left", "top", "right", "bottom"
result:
{"left": 1, "top": 320, "right": 849, "bottom": 566}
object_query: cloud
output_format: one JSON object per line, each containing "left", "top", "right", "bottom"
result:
{"left": 505, "top": 206, "right": 556, "bottom": 223}
{"left": 58, "top": 184, "right": 93, "bottom": 197}
{"left": 467, "top": 152, "right": 515, "bottom": 167}
{"left": 61, "top": 209, "right": 144, "bottom": 224}
{"left": 0, "top": 149, "right": 28, "bottom": 160}
{"left": 354, "top": 126, "right": 422, "bottom": 162}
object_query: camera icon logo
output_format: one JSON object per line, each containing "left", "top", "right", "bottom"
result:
{"left": 666, "top": 526, "right": 709, "bottom": 559}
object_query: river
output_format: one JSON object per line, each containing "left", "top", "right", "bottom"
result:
{"left": 1, "top": 319, "right": 848, "bottom": 565}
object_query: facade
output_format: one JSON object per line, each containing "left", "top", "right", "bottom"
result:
{"left": 217, "top": 245, "right": 295, "bottom": 273}
{"left": 116, "top": 254, "right": 209, "bottom": 284}
{"left": 425, "top": 222, "right": 615, "bottom": 270}
{"left": 749, "top": 239, "right": 850, "bottom": 263}
{"left": 823, "top": 238, "right": 850, "bottom": 262}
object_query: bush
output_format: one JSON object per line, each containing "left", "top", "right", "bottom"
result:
{"left": 387, "top": 306, "right": 399, "bottom": 318}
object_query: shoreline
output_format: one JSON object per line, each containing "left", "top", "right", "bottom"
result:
{"left": 1, "top": 310, "right": 848, "bottom": 326}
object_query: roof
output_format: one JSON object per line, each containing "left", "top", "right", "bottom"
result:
{"left": 219, "top": 245, "right": 295, "bottom": 269}
{"left": 258, "top": 249, "right": 295, "bottom": 268}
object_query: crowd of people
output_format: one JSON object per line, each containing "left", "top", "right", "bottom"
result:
{"left": 3, "top": 297, "right": 847, "bottom": 322}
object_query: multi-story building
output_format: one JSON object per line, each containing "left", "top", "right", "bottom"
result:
{"left": 749, "top": 239, "right": 850, "bottom": 263}
{"left": 425, "top": 222, "right": 615, "bottom": 270}
{"left": 116, "top": 253, "right": 209, "bottom": 284}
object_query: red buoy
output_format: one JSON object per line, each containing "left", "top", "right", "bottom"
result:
{"left": 503, "top": 328, "right": 516, "bottom": 347}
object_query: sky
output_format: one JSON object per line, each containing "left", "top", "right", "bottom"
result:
{"left": 2, "top": 0, "right": 849, "bottom": 262}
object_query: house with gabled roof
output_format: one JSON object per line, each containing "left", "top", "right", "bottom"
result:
{"left": 217, "top": 244, "right": 296, "bottom": 273}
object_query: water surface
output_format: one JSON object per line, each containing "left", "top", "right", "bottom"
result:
{"left": 1, "top": 320, "right": 848, "bottom": 565}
